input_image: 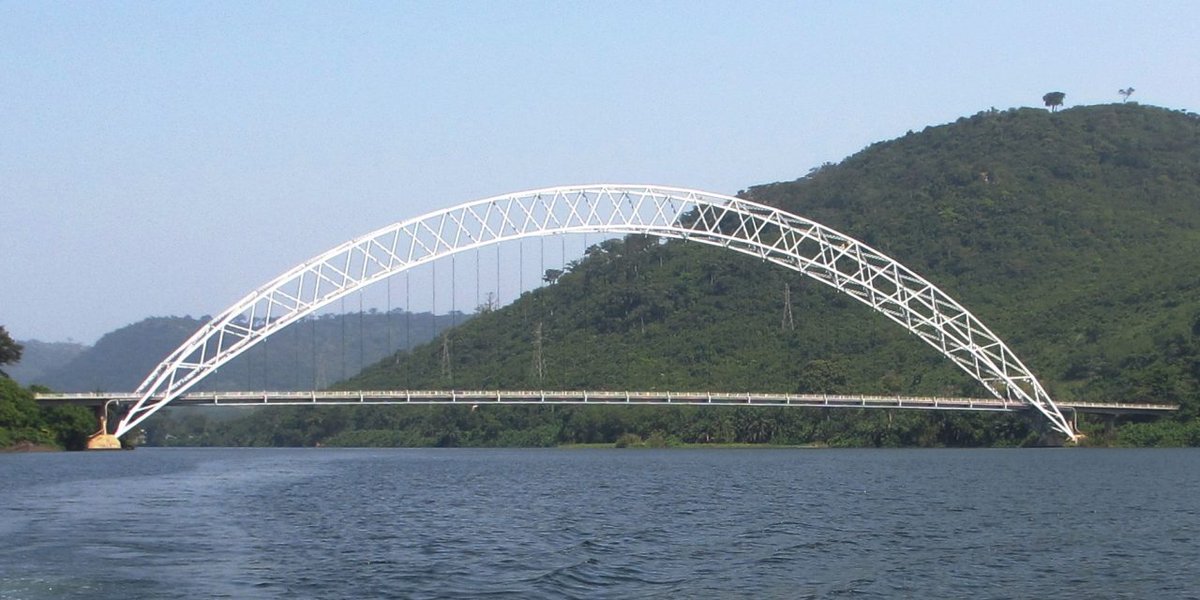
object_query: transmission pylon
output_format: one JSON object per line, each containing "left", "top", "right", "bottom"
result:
{"left": 532, "top": 321, "right": 546, "bottom": 384}
{"left": 782, "top": 282, "right": 795, "bottom": 331}
{"left": 440, "top": 334, "right": 452, "bottom": 382}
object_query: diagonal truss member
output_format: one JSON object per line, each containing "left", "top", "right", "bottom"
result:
{"left": 116, "top": 185, "right": 1077, "bottom": 440}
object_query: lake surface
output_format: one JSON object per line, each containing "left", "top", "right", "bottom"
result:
{"left": 1, "top": 448, "right": 1197, "bottom": 599}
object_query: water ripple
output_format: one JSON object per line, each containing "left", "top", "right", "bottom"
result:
{"left": 2, "top": 448, "right": 1199, "bottom": 599}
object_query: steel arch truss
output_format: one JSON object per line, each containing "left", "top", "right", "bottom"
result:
{"left": 116, "top": 185, "right": 1076, "bottom": 440}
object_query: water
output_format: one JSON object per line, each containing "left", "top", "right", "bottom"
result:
{"left": 1, "top": 448, "right": 1197, "bottom": 599}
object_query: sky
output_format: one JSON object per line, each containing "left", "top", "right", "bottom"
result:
{"left": 2, "top": 0, "right": 1197, "bottom": 344}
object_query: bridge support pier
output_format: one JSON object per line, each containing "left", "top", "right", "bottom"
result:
{"left": 86, "top": 403, "right": 121, "bottom": 450}
{"left": 1065, "top": 408, "right": 1085, "bottom": 444}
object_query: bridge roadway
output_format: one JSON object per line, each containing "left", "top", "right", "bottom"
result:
{"left": 35, "top": 390, "right": 1179, "bottom": 415}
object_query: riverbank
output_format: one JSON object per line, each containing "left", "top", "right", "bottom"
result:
{"left": 0, "top": 441, "right": 61, "bottom": 453}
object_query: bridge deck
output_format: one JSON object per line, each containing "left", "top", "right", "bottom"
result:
{"left": 34, "top": 390, "right": 1179, "bottom": 415}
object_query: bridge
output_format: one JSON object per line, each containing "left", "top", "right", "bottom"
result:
{"left": 67, "top": 184, "right": 1166, "bottom": 447}
{"left": 37, "top": 389, "right": 1178, "bottom": 449}
{"left": 39, "top": 389, "right": 1177, "bottom": 414}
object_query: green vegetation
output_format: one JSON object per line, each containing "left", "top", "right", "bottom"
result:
{"left": 0, "top": 377, "right": 95, "bottom": 451}
{"left": 134, "top": 103, "right": 1200, "bottom": 448}
{"left": 2, "top": 325, "right": 96, "bottom": 450}
{"left": 144, "top": 404, "right": 1041, "bottom": 448}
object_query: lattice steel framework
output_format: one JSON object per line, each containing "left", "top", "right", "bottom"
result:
{"left": 115, "top": 185, "right": 1076, "bottom": 440}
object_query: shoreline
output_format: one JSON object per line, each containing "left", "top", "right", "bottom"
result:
{"left": 0, "top": 441, "right": 61, "bottom": 453}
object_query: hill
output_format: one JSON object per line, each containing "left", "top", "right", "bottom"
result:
{"left": 150, "top": 104, "right": 1200, "bottom": 447}
{"left": 744, "top": 104, "right": 1200, "bottom": 416}
{"left": 4, "top": 339, "right": 85, "bottom": 385}
{"left": 22, "top": 311, "right": 461, "bottom": 393}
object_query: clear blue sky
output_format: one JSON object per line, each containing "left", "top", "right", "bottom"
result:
{"left": 2, "top": 1, "right": 1197, "bottom": 343}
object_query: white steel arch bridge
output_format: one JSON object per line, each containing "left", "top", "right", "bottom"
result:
{"left": 114, "top": 185, "right": 1078, "bottom": 441}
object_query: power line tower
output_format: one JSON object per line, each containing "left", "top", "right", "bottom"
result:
{"left": 782, "top": 282, "right": 795, "bottom": 331}
{"left": 532, "top": 321, "right": 546, "bottom": 384}
{"left": 440, "top": 334, "right": 452, "bottom": 382}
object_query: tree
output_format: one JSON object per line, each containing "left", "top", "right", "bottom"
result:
{"left": 1119, "top": 87, "right": 1135, "bottom": 102}
{"left": 41, "top": 404, "right": 97, "bottom": 450}
{"left": 0, "top": 326, "right": 22, "bottom": 379}
{"left": 0, "top": 376, "right": 48, "bottom": 448}
{"left": 1043, "top": 91, "right": 1066, "bottom": 112}
{"left": 796, "top": 359, "right": 848, "bottom": 393}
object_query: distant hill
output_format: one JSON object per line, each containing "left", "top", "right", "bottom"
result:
{"left": 23, "top": 311, "right": 461, "bottom": 393}
{"left": 152, "top": 103, "right": 1200, "bottom": 447}
{"left": 6, "top": 339, "right": 86, "bottom": 385}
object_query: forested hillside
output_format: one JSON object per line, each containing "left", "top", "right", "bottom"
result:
{"left": 150, "top": 104, "right": 1200, "bottom": 447}
{"left": 22, "top": 312, "right": 460, "bottom": 393}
